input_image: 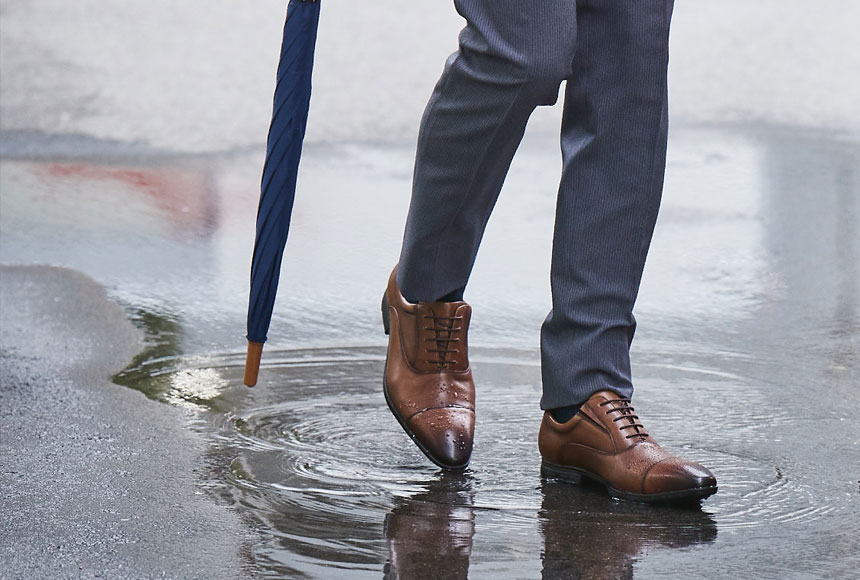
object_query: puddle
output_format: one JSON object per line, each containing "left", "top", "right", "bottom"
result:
{"left": 114, "top": 344, "right": 855, "bottom": 577}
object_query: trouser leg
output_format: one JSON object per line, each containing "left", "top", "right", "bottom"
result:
{"left": 540, "top": 0, "right": 675, "bottom": 410}
{"left": 397, "top": 0, "right": 577, "bottom": 303}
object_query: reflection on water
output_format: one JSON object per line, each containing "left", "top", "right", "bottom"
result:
{"left": 384, "top": 475, "right": 475, "bottom": 580}
{"left": 381, "top": 475, "right": 719, "bottom": 580}
{"left": 114, "top": 308, "right": 185, "bottom": 400}
{"left": 539, "top": 481, "right": 716, "bottom": 579}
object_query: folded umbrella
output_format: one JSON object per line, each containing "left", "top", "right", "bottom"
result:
{"left": 244, "top": 0, "right": 321, "bottom": 387}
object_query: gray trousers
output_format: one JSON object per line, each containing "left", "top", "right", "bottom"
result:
{"left": 396, "top": 0, "right": 675, "bottom": 410}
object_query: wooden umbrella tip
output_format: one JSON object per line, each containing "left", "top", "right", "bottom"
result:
{"left": 244, "top": 341, "right": 265, "bottom": 387}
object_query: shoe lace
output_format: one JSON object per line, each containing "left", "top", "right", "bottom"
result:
{"left": 423, "top": 314, "right": 464, "bottom": 369}
{"left": 600, "top": 398, "right": 649, "bottom": 440}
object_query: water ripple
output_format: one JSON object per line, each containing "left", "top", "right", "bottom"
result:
{"left": 115, "top": 345, "right": 855, "bottom": 576}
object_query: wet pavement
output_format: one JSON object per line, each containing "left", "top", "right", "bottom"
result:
{"left": 0, "top": 265, "right": 255, "bottom": 579}
{"left": 3, "top": 126, "right": 858, "bottom": 578}
{"left": 2, "top": 1, "right": 860, "bottom": 578}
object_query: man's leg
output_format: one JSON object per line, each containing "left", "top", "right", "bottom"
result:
{"left": 397, "top": 0, "right": 578, "bottom": 303}
{"left": 385, "top": 1, "right": 578, "bottom": 469}
{"left": 541, "top": 0, "right": 674, "bottom": 411}
{"left": 538, "top": 0, "right": 717, "bottom": 503}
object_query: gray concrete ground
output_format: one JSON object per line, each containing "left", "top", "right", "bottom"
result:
{"left": 1, "top": 1, "right": 859, "bottom": 578}
{"left": 1, "top": 266, "right": 253, "bottom": 579}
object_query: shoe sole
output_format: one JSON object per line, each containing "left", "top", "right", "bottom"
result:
{"left": 381, "top": 291, "right": 469, "bottom": 471}
{"left": 540, "top": 460, "right": 718, "bottom": 504}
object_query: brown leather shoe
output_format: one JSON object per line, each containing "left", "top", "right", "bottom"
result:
{"left": 382, "top": 267, "right": 475, "bottom": 469}
{"left": 539, "top": 391, "right": 717, "bottom": 503}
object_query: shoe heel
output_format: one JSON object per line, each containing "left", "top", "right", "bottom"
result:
{"left": 381, "top": 292, "right": 390, "bottom": 335}
{"left": 541, "top": 460, "right": 583, "bottom": 485}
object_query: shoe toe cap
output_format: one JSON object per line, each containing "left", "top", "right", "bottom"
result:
{"left": 407, "top": 407, "right": 474, "bottom": 469}
{"left": 643, "top": 459, "right": 717, "bottom": 495}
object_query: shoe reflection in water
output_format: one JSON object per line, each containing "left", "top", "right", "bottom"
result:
{"left": 540, "top": 480, "right": 717, "bottom": 579}
{"left": 383, "top": 475, "right": 475, "bottom": 579}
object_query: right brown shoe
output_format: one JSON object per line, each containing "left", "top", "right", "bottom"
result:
{"left": 539, "top": 391, "right": 717, "bottom": 503}
{"left": 382, "top": 266, "right": 475, "bottom": 469}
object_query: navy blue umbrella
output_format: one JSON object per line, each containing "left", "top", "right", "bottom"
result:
{"left": 245, "top": 0, "right": 321, "bottom": 386}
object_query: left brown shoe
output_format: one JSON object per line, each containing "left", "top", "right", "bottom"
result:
{"left": 539, "top": 390, "right": 717, "bottom": 503}
{"left": 382, "top": 267, "right": 475, "bottom": 469}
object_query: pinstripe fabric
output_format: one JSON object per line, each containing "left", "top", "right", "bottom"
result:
{"left": 396, "top": 0, "right": 675, "bottom": 409}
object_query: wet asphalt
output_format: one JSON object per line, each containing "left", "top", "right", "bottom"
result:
{"left": 0, "top": 266, "right": 253, "bottom": 578}
{"left": 2, "top": 1, "right": 859, "bottom": 578}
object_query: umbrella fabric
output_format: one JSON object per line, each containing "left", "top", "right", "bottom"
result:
{"left": 245, "top": 0, "right": 321, "bottom": 385}
{"left": 247, "top": 0, "right": 320, "bottom": 344}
